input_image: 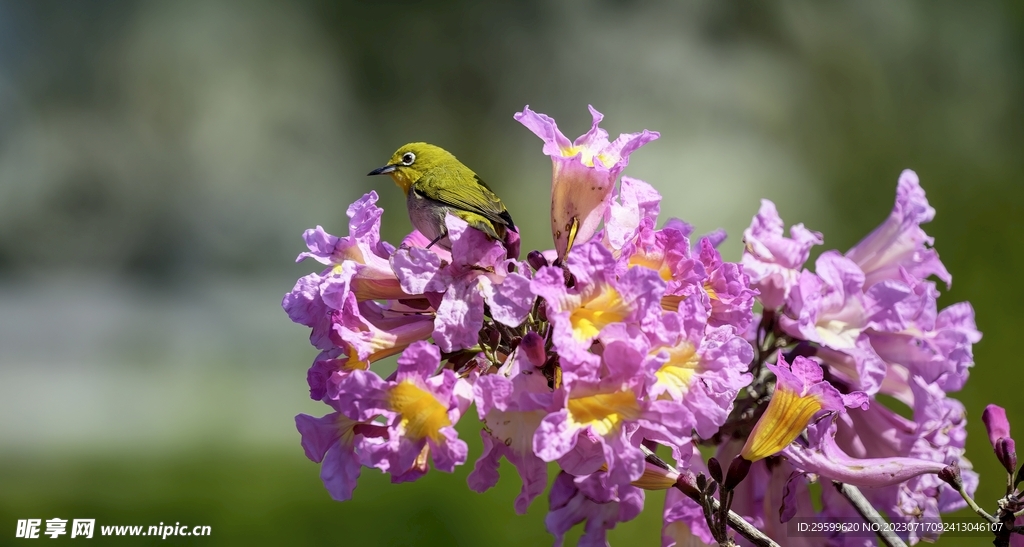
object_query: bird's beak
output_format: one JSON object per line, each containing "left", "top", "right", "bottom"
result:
{"left": 367, "top": 164, "right": 397, "bottom": 176}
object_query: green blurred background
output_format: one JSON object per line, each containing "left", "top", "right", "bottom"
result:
{"left": 0, "top": 1, "right": 1021, "bottom": 545}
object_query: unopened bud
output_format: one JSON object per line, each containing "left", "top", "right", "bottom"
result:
{"left": 994, "top": 437, "right": 1017, "bottom": 477}
{"left": 707, "top": 457, "right": 723, "bottom": 485}
{"left": 520, "top": 332, "right": 547, "bottom": 368}
{"left": 631, "top": 461, "right": 681, "bottom": 491}
{"left": 938, "top": 461, "right": 963, "bottom": 491}
{"left": 982, "top": 404, "right": 1013, "bottom": 446}
{"left": 695, "top": 474, "right": 707, "bottom": 491}
{"left": 982, "top": 405, "right": 1018, "bottom": 475}
{"left": 674, "top": 468, "right": 700, "bottom": 497}
{"left": 724, "top": 456, "right": 752, "bottom": 491}
{"left": 527, "top": 250, "right": 548, "bottom": 271}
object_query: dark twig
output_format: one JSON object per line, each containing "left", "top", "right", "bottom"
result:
{"left": 833, "top": 481, "right": 907, "bottom": 547}
{"left": 675, "top": 474, "right": 779, "bottom": 546}
{"left": 640, "top": 446, "right": 778, "bottom": 546}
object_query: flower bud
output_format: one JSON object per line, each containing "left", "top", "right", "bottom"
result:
{"left": 631, "top": 461, "right": 681, "bottom": 491}
{"left": 707, "top": 457, "right": 723, "bottom": 485}
{"left": 982, "top": 405, "right": 1012, "bottom": 444}
{"left": 519, "top": 331, "right": 547, "bottom": 368}
{"left": 695, "top": 473, "right": 707, "bottom": 491}
{"left": 527, "top": 250, "right": 549, "bottom": 271}
{"left": 724, "top": 456, "right": 752, "bottom": 491}
{"left": 982, "top": 404, "right": 1018, "bottom": 475}
{"left": 995, "top": 438, "right": 1017, "bottom": 477}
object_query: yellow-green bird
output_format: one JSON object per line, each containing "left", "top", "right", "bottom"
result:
{"left": 368, "top": 143, "right": 517, "bottom": 250}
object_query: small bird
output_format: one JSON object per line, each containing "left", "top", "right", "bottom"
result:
{"left": 368, "top": 142, "right": 517, "bottom": 250}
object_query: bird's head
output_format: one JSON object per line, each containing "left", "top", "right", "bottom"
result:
{"left": 368, "top": 142, "right": 456, "bottom": 194}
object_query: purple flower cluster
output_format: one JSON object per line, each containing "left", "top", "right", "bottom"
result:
{"left": 284, "top": 107, "right": 987, "bottom": 547}
{"left": 665, "top": 169, "right": 979, "bottom": 546}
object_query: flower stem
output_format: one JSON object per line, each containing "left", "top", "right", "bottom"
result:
{"left": 954, "top": 484, "right": 998, "bottom": 524}
{"left": 674, "top": 477, "right": 779, "bottom": 547}
{"left": 640, "top": 447, "right": 780, "bottom": 547}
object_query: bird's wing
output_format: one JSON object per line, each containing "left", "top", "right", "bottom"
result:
{"left": 416, "top": 169, "right": 517, "bottom": 232}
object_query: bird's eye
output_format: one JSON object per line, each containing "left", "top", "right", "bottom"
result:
{"left": 401, "top": 152, "right": 416, "bottom": 165}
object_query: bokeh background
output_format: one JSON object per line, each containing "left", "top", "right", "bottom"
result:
{"left": 1, "top": 0, "right": 1021, "bottom": 545}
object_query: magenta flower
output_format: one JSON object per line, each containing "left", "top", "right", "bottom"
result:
{"left": 295, "top": 192, "right": 405, "bottom": 301}
{"left": 603, "top": 176, "right": 662, "bottom": 252}
{"left": 783, "top": 418, "right": 948, "bottom": 487}
{"left": 776, "top": 251, "right": 891, "bottom": 394}
{"left": 390, "top": 214, "right": 533, "bottom": 352}
{"left": 865, "top": 279, "right": 980, "bottom": 393}
{"left": 812, "top": 341, "right": 888, "bottom": 399}
{"left": 846, "top": 170, "right": 951, "bottom": 289}
{"left": 283, "top": 108, "right": 1005, "bottom": 547}
{"left": 646, "top": 297, "right": 753, "bottom": 443}
{"left": 283, "top": 192, "right": 432, "bottom": 354}
{"left": 305, "top": 348, "right": 375, "bottom": 401}
{"left": 696, "top": 237, "right": 757, "bottom": 332}
{"left": 741, "top": 354, "right": 867, "bottom": 461}
{"left": 783, "top": 378, "right": 976, "bottom": 543}
{"left": 742, "top": 199, "right": 823, "bottom": 310}
{"left": 389, "top": 244, "right": 446, "bottom": 296}
{"left": 662, "top": 486, "right": 715, "bottom": 547}
{"left": 479, "top": 265, "right": 535, "bottom": 328}
{"left": 328, "top": 290, "right": 434, "bottom": 365}
{"left": 605, "top": 178, "right": 752, "bottom": 330}
{"left": 295, "top": 404, "right": 369, "bottom": 501}
{"left": 531, "top": 240, "right": 666, "bottom": 368}
{"left": 621, "top": 223, "right": 706, "bottom": 315}
{"left": 546, "top": 471, "right": 645, "bottom": 547}
{"left": 331, "top": 341, "right": 471, "bottom": 479}
{"left": 533, "top": 330, "right": 692, "bottom": 486}
{"left": 779, "top": 252, "right": 868, "bottom": 350}
{"left": 661, "top": 451, "right": 720, "bottom": 547}
{"left": 771, "top": 199, "right": 979, "bottom": 396}
{"left": 900, "top": 379, "right": 977, "bottom": 531}
{"left": 515, "top": 105, "right": 659, "bottom": 260}
{"left": 663, "top": 443, "right": 839, "bottom": 547}
{"left": 732, "top": 456, "right": 825, "bottom": 547}
{"left": 468, "top": 332, "right": 552, "bottom": 514}
{"left": 283, "top": 271, "right": 336, "bottom": 351}
{"left": 441, "top": 213, "right": 534, "bottom": 329}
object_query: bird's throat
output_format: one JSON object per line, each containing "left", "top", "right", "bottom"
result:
{"left": 389, "top": 172, "right": 414, "bottom": 195}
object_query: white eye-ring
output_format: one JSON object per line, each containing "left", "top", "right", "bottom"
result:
{"left": 401, "top": 152, "right": 416, "bottom": 165}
